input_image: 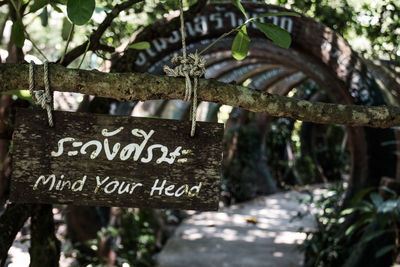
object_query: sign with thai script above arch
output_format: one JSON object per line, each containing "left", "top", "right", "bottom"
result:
{"left": 10, "top": 108, "right": 223, "bottom": 211}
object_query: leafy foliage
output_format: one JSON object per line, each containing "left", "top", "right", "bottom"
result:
{"left": 296, "top": 183, "right": 347, "bottom": 266}
{"left": 273, "top": 0, "right": 400, "bottom": 61}
{"left": 67, "top": 208, "right": 157, "bottom": 266}
{"left": 67, "top": 0, "right": 95, "bottom": 26}
{"left": 228, "top": 0, "right": 298, "bottom": 59}
{"left": 297, "top": 184, "right": 400, "bottom": 266}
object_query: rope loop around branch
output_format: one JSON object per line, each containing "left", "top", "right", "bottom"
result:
{"left": 164, "top": 51, "right": 206, "bottom": 102}
{"left": 163, "top": 0, "right": 206, "bottom": 137}
{"left": 163, "top": 51, "right": 206, "bottom": 136}
{"left": 29, "top": 61, "right": 54, "bottom": 127}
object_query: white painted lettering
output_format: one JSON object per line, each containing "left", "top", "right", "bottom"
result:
{"left": 130, "top": 183, "right": 143, "bottom": 194}
{"left": 174, "top": 185, "right": 188, "bottom": 197}
{"left": 164, "top": 184, "right": 175, "bottom": 196}
{"left": 81, "top": 140, "right": 102, "bottom": 159}
{"left": 135, "top": 52, "right": 147, "bottom": 66}
{"left": 103, "top": 139, "right": 121, "bottom": 160}
{"left": 188, "top": 182, "right": 202, "bottom": 197}
{"left": 132, "top": 129, "right": 154, "bottom": 160}
{"left": 225, "top": 12, "right": 236, "bottom": 27}
{"left": 104, "top": 181, "right": 119, "bottom": 194}
{"left": 102, "top": 127, "right": 124, "bottom": 137}
{"left": 152, "top": 38, "right": 167, "bottom": 52}
{"left": 51, "top": 137, "right": 75, "bottom": 157}
{"left": 185, "top": 22, "right": 196, "bottom": 36}
{"left": 71, "top": 175, "right": 86, "bottom": 192}
{"left": 168, "top": 30, "right": 180, "bottom": 43}
{"left": 95, "top": 176, "right": 110, "bottom": 193}
{"left": 209, "top": 13, "right": 223, "bottom": 29}
{"left": 33, "top": 175, "right": 56, "bottom": 190}
{"left": 118, "top": 181, "right": 130, "bottom": 194}
{"left": 150, "top": 179, "right": 166, "bottom": 196}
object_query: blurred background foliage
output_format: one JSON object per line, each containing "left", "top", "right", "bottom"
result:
{"left": 272, "top": 0, "right": 399, "bottom": 61}
{"left": 0, "top": 0, "right": 399, "bottom": 266}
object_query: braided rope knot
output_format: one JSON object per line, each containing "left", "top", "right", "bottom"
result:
{"left": 163, "top": 51, "right": 205, "bottom": 137}
{"left": 34, "top": 90, "right": 51, "bottom": 109}
{"left": 163, "top": 51, "right": 206, "bottom": 101}
{"left": 165, "top": 52, "right": 206, "bottom": 77}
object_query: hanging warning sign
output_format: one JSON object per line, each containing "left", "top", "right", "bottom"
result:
{"left": 10, "top": 108, "right": 223, "bottom": 211}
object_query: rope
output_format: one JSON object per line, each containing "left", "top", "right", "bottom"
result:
{"left": 163, "top": 0, "right": 206, "bottom": 137}
{"left": 29, "top": 61, "right": 54, "bottom": 127}
{"left": 179, "top": 0, "right": 186, "bottom": 60}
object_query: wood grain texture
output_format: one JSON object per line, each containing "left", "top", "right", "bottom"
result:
{"left": 10, "top": 108, "right": 223, "bottom": 211}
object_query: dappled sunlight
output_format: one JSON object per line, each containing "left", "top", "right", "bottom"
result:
{"left": 157, "top": 189, "right": 321, "bottom": 266}
{"left": 274, "top": 231, "right": 307, "bottom": 245}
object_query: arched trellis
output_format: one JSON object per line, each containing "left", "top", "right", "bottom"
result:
{"left": 114, "top": 2, "right": 397, "bottom": 198}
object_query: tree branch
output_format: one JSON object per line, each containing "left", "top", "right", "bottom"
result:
{"left": 2, "top": 63, "right": 400, "bottom": 128}
{"left": 59, "top": 0, "right": 143, "bottom": 66}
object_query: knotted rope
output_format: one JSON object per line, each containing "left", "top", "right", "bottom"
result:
{"left": 163, "top": 0, "right": 206, "bottom": 137}
{"left": 29, "top": 61, "right": 54, "bottom": 127}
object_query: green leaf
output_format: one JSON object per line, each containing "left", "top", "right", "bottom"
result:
{"left": 51, "top": 0, "right": 67, "bottom": 5}
{"left": 231, "top": 25, "right": 250, "bottom": 60}
{"left": 379, "top": 185, "right": 397, "bottom": 197}
{"left": 370, "top": 192, "right": 383, "bottom": 207}
{"left": 128, "top": 41, "right": 150, "bottom": 50}
{"left": 350, "top": 187, "right": 374, "bottom": 205}
{"left": 40, "top": 6, "right": 48, "bottom": 27}
{"left": 377, "top": 200, "right": 397, "bottom": 213}
{"left": 231, "top": 0, "right": 247, "bottom": 19}
{"left": 107, "top": 226, "right": 119, "bottom": 237}
{"left": 1, "top": 90, "right": 20, "bottom": 95}
{"left": 253, "top": 21, "right": 291, "bottom": 48}
{"left": 340, "top": 208, "right": 355, "bottom": 216}
{"left": 62, "top": 17, "right": 73, "bottom": 41}
{"left": 11, "top": 20, "right": 25, "bottom": 48}
{"left": 255, "top": 11, "right": 301, "bottom": 19}
{"left": 29, "top": 0, "right": 49, "bottom": 13}
{"left": 67, "top": 0, "right": 95, "bottom": 26}
{"left": 375, "top": 244, "right": 395, "bottom": 258}
{"left": 1, "top": 90, "right": 32, "bottom": 101}
{"left": 361, "top": 229, "right": 391, "bottom": 243}
{"left": 50, "top": 2, "right": 63, "bottom": 13}
{"left": 345, "top": 215, "right": 371, "bottom": 236}
{"left": 356, "top": 200, "right": 375, "bottom": 213}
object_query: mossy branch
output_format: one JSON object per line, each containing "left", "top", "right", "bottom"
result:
{"left": 1, "top": 63, "right": 400, "bottom": 128}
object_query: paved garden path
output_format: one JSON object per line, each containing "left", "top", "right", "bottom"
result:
{"left": 156, "top": 188, "right": 321, "bottom": 267}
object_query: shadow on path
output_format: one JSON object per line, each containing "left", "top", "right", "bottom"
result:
{"left": 156, "top": 189, "right": 321, "bottom": 267}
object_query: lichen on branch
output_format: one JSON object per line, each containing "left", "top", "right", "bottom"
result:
{"left": 1, "top": 63, "right": 400, "bottom": 128}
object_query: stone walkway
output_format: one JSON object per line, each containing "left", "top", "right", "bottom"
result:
{"left": 156, "top": 189, "right": 320, "bottom": 267}
{"left": 6, "top": 188, "right": 320, "bottom": 266}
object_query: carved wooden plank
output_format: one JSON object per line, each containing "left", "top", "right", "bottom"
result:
{"left": 10, "top": 108, "right": 223, "bottom": 211}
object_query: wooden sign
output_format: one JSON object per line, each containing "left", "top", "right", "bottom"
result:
{"left": 10, "top": 108, "right": 223, "bottom": 211}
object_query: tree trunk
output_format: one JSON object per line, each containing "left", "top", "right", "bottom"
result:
{"left": 0, "top": 204, "right": 31, "bottom": 267}
{"left": 29, "top": 205, "right": 60, "bottom": 267}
